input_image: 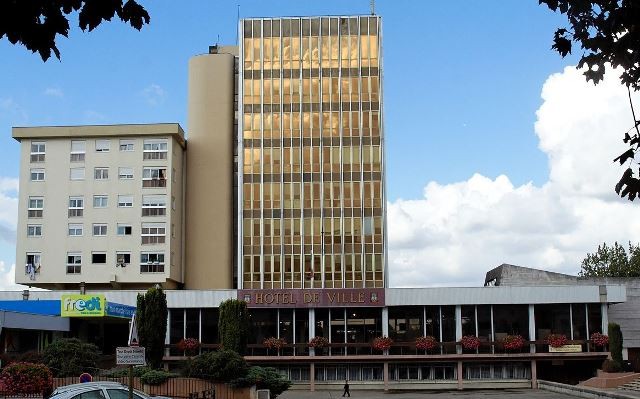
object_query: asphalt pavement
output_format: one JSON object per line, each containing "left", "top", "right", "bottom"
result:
{"left": 278, "top": 389, "right": 581, "bottom": 399}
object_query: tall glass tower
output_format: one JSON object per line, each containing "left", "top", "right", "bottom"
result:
{"left": 239, "top": 16, "right": 386, "bottom": 289}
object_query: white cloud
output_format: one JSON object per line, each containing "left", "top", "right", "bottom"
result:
{"left": 0, "top": 262, "right": 27, "bottom": 291}
{"left": 388, "top": 66, "right": 640, "bottom": 287}
{"left": 43, "top": 87, "right": 64, "bottom": 98}
{"left": 142, "top": 84, "right": 167, "bottom": 106}
{"left": 0, "top": 97, "right": 28, "bottom": 122}
{"left": 0, "top": 177, "right": 18, "bottom": 244}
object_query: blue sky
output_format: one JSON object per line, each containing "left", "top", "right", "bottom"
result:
{"left": 4, "top": 0, "right": 638, "bottom": 288}
{"left": 0, "top": 0, "right": 576, "bottom": 197}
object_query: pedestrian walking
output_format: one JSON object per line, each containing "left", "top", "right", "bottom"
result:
{"left": 342, "top": 379, "right": 350, "bottom": 397}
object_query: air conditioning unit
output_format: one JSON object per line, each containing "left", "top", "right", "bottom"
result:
{"left": 256, "top": 390, "right": 270, "bottom": 399}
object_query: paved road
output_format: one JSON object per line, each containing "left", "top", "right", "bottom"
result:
{"left": 279, "top": 389, "right": 580, "bottom": 399}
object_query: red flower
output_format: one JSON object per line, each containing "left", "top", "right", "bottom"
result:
{"left": 461, "top": 335, "right": 480, "bottom": 350}
{"left": 502, "top": 334, "right": 525, "bottom": 350}
{"left": 415, "top": 336, "right": 438, "bottom": 351}
{"left": 308, "top": 336, "right": 329, "bottom": 348}
{"left": 590, "top": 332, "right": 609, "bottom": 347}
{"left": 372, "top": 336, "right": 393, "bottom": 351}
{"left": 546, "top": 334, "right": 568, "bottom": 348}
{"left": 263, "top": 337, "right": 287, "bottom": 350}
{"left": 177, "top": 338, "right": 200, "bottom": 353}
{"left": 0, "top": 362, "right": 53, "bottom": 394}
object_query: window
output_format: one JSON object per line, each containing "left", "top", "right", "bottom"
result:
{"left": 142, "top": 195, "right": 166, "bottom": 216}
{"left": 27, "top": 224, "right": 42, "bottom": 237}
{"left": 30, "top": 142, "right": 45, "bottom": 162}
{"left": 70, "top": 140, "right": 86, "bottom": 162}
{"left": 70, "top": 167, "right": 85, "bottom": 180}
{"left": 142, "top": 167, "right": 167, "bottom": 187}
{"left": 93, "top": 224, "right": 107, "bottom": 236}
{"left": 143, "top": 139, "right": 168, "bottom": 160}
{"left": 95, "top": 139, "right": 110, "bottom": 152}
{"left": 93, "top": 195, "right": 108, "bottom": 208}
{"left": 107, "top": 389, "right": 144, "bottom": 399}
{"left": 70, "top": 390, "right": 107, "bottom": 399}
{"left": 117, "top": 224, "right": 132, "bottom": 235}
{"left": 119, "top": 139, "right": 135, "bottom": 152}
{"left": 30, "top": 168, "right": 45, "bottom": 181}
{"left": 140, "top": 252, "right": 165, "bottom": 273}
{"left": 68, "top": 223, "right": 83, "bottom": 236}
{"left": 66, "top": 253, "right": 82, "bottom": 274}
{"left": 28, "top": 197, "right": 43, "bottom": 218}
{"left": 142, "top": 223, "right": 166, "bottom": 244}
{"left": 116, "top": 252, "right": 131, "bottom": 267}
{"left": 94, "top": 167, "right": 109, "bottom": 180}
{"left": 92, "top": 252, "right": 107, "bottom": 264}
{"left": 25, "top": 253, "right": 41, "bottom": 279}
{"left": 119, "top": 167, "right": 134, "bottom": 179}
{"left": 68, "top": 197, "right": 84, "bottom": 217}
{"left": 118, "top": 195, "right": 133, "bottom": 208}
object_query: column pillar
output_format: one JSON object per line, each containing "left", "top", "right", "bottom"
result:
{"left": 382, "top": 307, "right": 389, "bottom": 336}
{"left": 531, "top": 360, "right": 538, "bottom": 389}
{"left": 529, "top": 304, "right": 536, "bottom": 353}
{"left": 455, "top": 305, "right": 462, "bottom": 354}
{"left": 310, "top": 363, "right": 315, "bottom": 392}
{"left": 457, "top": 361, "right": 463, "bottom": 390}
{"left": 309, "top": 308, "right": 315, "bottom": 356}
{"left": 601, "top": 303, "right": 609, "bottom": 334}
{"left": 383, "top": 362, "right": 389, "bottom": 391}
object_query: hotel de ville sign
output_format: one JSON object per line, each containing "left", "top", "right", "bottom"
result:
{"left": 238, "top": 288, "right": 385, "bottom": 308}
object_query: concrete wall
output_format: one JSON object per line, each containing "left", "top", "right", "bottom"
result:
{"left": 185, "top": 51, "right": 235, "bottom": 289}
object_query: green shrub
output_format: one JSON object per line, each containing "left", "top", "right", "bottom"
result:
{"left": 0, "top": 362, "right": 53, "bottom": 394}
{"left": 140, "top": 369, "right": 176, "bottom": 385}
{"left": 102, "top": 366, "right": 151, "bottom": 378}
{"left": 188, "top": 350, "right": 248, "bottom": 382}
{"left": 602, "top": 359, "right": 622, "bottom": 373}
{"left": 608, "top": 322, "right": 623, "bottom": 368}
{"left": 42, "top": 338, "right": 99, "bottom": 377}
{"left": 219, "top": 299, "right": 249, "bottom": 355}
{"left": 232, "top": 366, "right": 291, "bottom": 399}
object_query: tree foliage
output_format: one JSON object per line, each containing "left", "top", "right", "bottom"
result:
{"left": 579, "top": 241, "right": 640, "bottom": 277}
{"left": 540, "top": 0, "right": 640, "bottom": 201}
{"left": 218, "top": 299, "right": 250, "bottom": 355}
{"left": 41, "top": 338, "right": 99, "bottom": 377}
{"left": 608, "top": 322, "right": 624, "bottom": 369}
{"left": 232, "top": 366, "right": 292, "bottom": 399}
{"left": 0, "top": 0, "right": 150, "bottom": 61}
{"left": 137, "top": 285, "right": 168, "bottom": 369}
{"left": 187, "top": 350, "right": 248, "bottom": 382}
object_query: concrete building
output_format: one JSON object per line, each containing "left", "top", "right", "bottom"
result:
{"left": 485, "top": 264, "right": 640, "bottom": 371}
{"left": 6, "top": 14, "right": 632, "bottom": 390}
{"left": 13, "top": 124, "right": 186, "bottom": 289}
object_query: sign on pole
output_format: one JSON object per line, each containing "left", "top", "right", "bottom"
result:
{"left": 128, "top": 313, "right": 139, "bottom": 347}
{"left": 116, "top": 347, "right": 146, "bottom": 365}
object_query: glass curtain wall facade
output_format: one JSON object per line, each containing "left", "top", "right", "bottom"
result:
{"left": 239, "top": 16, "right": 385, "bottom": 289}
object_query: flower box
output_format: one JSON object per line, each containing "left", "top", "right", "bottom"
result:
{"left": 372, "top": 336, "right": 393, "bottom": 351}
{"left": 545, "top": 334, "right": 568, "bottom": 348}
{"left": 591, "top": 332, "right": 609, "bottom": 347}
{"left": 263, "top": 337, "right": 287, "bottom": 350}
{"left": 415, "top": 336, "right": 438, "bottom": 351}
{"left": 308, "top": 336, "right": 329, "bottom": 349}
{"left": 502, "top": 334, "right": 525, "bottom": 350}
{"left": 461, "top": 335, "right": 480, "bottom": 350}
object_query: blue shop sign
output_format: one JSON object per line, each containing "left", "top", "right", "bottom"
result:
{"left": 106, "top": 302, "right": 136, "bottom": 319}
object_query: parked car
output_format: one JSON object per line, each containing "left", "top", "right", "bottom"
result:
{"left": 49, "top": 381, "right": 172, "bottom": 399}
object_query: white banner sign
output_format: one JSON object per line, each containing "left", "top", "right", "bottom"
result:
{"left": 116, "top": 347, "right": 146, "bottom": 365}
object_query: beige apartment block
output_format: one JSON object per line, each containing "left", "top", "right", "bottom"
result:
{"left": 13, "top": 124, "right": 186, "bottom": 289}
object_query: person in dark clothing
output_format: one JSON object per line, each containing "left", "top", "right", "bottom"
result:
{"left": 342, "top": 379, "right": 350, "bottom": 397}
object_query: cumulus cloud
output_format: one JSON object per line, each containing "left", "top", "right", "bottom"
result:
{"left": 0, "top": 177, "right": 18, "bottom": 244}
{"left": 0, "top": 261, "right": 26, "bottom": 291}
{"left": 142, "top": 84, "right": 167, "bottom": 106}
{"left": 43, "top": 87, "right": 64, "bottom": 98}
{"left": 388, "top": 66, "right": 640, "bottom": 287}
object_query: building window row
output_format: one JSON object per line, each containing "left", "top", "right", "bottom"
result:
{"left": 24, "top": 251, "right": 166, "bottom": 276}
{"left": 66, "top": 139, "right": 167, "bottom": 162}
{"left": 66, "top": 166, "right": 166, "bottom": 184}
{"left": 66, "top": 222, "right": 163, "bottom": 242}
